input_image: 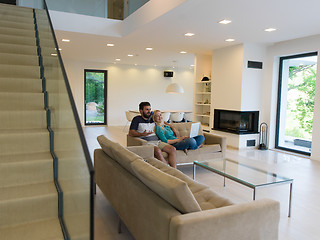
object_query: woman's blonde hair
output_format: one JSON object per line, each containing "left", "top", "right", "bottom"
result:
{"left": 152, "top": 110, "right": 164, "bottom": 133}
{"left": 152, "top": 110, "right": 162, "bottom": 123}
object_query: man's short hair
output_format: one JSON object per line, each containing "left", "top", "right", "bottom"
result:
{"left": 139, "top": 102, "right": 151, "bottom": 110}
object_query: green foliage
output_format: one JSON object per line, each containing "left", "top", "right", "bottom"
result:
{"left": 96, "top": 104, "right": 104, "bottom": 113}
{"left": 86, "top": 72, "right": 105, "bottom": 104}
{"left": 287, "top": 65, "right": 316, "bottom": 137}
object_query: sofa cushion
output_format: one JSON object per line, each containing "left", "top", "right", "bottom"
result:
{"left": 146, "top": 158, "right": 233, "bottom": 210}
{"left": 193, "top": 188, "right": 233, "bottom": 210}
{"left": 127, "top": 145, "right": 154, "bottom": 159}
{"left": 97, "top": 135, "right": 142, "bottom": 175}
{"left": 131, "top": 159, "right": 201, "bottom": 214}
{"left": 146, "top": 157, "right": 208, "bottom": 193}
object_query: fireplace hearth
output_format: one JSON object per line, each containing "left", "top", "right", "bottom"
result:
{"left": 213, "top": 109, "right": 259, "bottom": 135}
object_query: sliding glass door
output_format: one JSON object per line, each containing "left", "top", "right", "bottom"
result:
{"left": 84, "top": 70, "right": 107, "bottom": 125}
{"left": 276, "top": 52, "right": 318, "bottom": 155}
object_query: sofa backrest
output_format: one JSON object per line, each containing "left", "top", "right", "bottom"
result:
{"left": 97, "top": 135, "right": 142, "bottom": 175}
{"left": 171, "top": 122, "right": 203, "bottom": 137}
{"left": 97, "top": 135, "right": 202, "bottom": 214}
{"left": 131, "top": 159, "right": 202, "bottom": 214}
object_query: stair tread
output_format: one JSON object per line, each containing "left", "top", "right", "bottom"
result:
{"left": 0, "top": 217, "right": 64, "bottom": 240}
{"left": 0, "top": 32, "right": 36, "bottom": 45}
{"left": 0, "top": 52, "right": 38, "bottom": 66}
{"left": 0, "top": 128, "right": 48, "bottom": 134}
{"left": 0, "top": 25, "right": 35, "bottom": 37}
{"left": 0, "top": 181, "right": 56, "bottom": 202}
{"left": 0, "top": 151, "right": 52, "bottom": 164}
{"left": 0, "top": 52, "right": 38, "bottom": 58}
{"left": 0, "top": 3, "right": 33, "bottom": 12}
{"left": 0, "top": 19, "right": 34, "bottom": 29}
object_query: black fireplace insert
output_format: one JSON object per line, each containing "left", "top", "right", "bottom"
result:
{"left": 213, "top": 109, "right": 259, "bottom": 134}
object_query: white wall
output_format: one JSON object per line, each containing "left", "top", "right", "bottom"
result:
{"left": 212, "top": 44, "right": 244, "bottom": 111}
{"left": 241, "top": 43, "right": 266, "bottom": 111}
{"left": 263, "top": 34, "right": 320, "bottom": 161}
{"left": 211, "top": 43, "right": 267, "bottom": 149}
{"left": 62, "top": 58, "right": 194, "bottom": 126}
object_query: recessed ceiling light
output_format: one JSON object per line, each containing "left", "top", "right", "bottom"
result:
{"left": 62, "top": 39, "right": 70, "bottom": 42}
{"left": 51, "top": 53, "right": 57, "bottom": 56}
{"left": 146, "top": 47, "right": 153, "bottom": 51}
{"left": 180, "top": 51, "right": 187, "bottom": 54}
{"left": 128, "top": 54, "right": 134, "bottom": 57}
{"left": 190, "top": 64, "right": 195, "bottom": 67}
{"left": 218, "top": 19, "right": 232, "bottom": 24}
{"left": 265, "top": 28, "right": 276, "bottom": 32}
{"left": 225, "top": 38, "right": 235, "bottom": 42}
{"left": 184, "top": 32, "right": 195, "bottom": 37}
{"left": 54, "top": 48, "right": 62, "bottom": 51}
{"left": 115, "top": 58, "right": 121, "bottom": 61}
{"left": 107, "top": 43, "right": 114, "bottom": 47}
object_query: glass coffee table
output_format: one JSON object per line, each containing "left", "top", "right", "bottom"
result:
{"left": 193, "top": 158, "right": 293, "bottom": 217}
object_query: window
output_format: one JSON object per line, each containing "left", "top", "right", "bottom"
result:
{"left": 276, "top": 52, "right": 318, "bottom": 155}
{"left": 84, "top": 70, "right": 107, "bottom": 125}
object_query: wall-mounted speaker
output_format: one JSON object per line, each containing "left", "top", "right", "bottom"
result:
{"left": 164, "top": 71, "right": 174, "bottom": 77}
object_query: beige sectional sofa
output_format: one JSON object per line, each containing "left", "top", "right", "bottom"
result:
{"left": 127, "top": 122, "right": 226, "bottom": 165}
{"left": 95, "top": 135, "right": 280, "bottom": 240}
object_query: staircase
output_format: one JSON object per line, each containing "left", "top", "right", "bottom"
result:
{"left": 0, "top": 3, "right": 92, "bottom": 240}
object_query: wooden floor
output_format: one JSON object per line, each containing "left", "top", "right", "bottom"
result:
{"left": 84, "top": 126, "right": 320, "bottom": 240}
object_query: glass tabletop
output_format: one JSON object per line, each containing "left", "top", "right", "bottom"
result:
{"left": 194, "top": 158, "right": 293, "bottom": 188}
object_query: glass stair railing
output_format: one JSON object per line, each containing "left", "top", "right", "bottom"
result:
{"left": 0, "top": 2, "right": 94, "bottom": 240}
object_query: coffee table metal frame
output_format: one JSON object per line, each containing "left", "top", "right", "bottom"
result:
{"left": 193, "top": 159, "right": 293, "bottom": 217}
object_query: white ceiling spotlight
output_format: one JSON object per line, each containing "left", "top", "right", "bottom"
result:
{"left": 107, "top": 43, "right": 114, "bottom": 47}
{"left": 62, "top": 39, "right": 70, "bottom": 42}
{"left": 218, "top": 19, "right": 232, "bottom": 24}
{"left": 180, "top": 51, "right": 187, "bottom": 54}
{"left": 184, "top": 32, "right": 195, "bottom": 37}
{"left": 225, "top": 38, "right": 235, "bottom": 42}
{"left": 146, "top": 47, "right": 153, "bottom": 51}
{"left": 264, "top": 28, "right": 277, "bottom": 32}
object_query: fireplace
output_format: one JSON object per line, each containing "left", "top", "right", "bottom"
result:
{"left": 213, "top": 109, "right": 259, "bottom": 134}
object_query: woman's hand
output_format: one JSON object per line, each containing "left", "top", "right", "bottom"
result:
{"left": 169, "top": 136, "right": 188, "bottom": 144}
{"left": 178, "top": 136, "right": 189, "bottom": 141}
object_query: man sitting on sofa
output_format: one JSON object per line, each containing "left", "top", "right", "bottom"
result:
{"left": 129, "top": 102, "right": 177, "bottom": 168}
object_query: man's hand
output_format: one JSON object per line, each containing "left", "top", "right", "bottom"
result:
{"left": 129, "top": 129, "right": 153, "bottom": 137}
{"left": 141, "top": 130, "right": 153, "bottom": 136}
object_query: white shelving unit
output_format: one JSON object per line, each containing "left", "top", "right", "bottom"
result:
{"left": 194, "top": 81, "right": 211, "bottom": 131}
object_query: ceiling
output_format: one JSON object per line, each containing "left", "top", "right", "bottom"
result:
{"left": 55, "top": 0, "right": 320, "bottom": 68}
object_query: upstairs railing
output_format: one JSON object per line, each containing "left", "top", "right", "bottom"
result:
{"left": 44, "top": 0, "right": 149, "bottom": 20}
{"left": 35, "top": 1, "right": 95, "bottom": 239}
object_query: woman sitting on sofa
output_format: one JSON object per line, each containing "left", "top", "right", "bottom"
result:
{"left": 153, "top": 110, "right": 205, "bottom": 152}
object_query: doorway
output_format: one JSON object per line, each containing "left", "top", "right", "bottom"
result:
{"left": 276, "top": 52, "right": 318, "bottom": 155}
{"left": 84, "top": 69, "right": 107, "bottom": 125}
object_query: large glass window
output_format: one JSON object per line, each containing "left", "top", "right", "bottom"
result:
{"left": 85, "top": 70, "right": 107, "bottom": 125}
{"left": 276, "top": 52, "right": 318, "bottom": 155}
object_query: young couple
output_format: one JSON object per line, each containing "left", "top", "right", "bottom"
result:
{"left": 129, "top": 102, "right": 204, "bottom": 168}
